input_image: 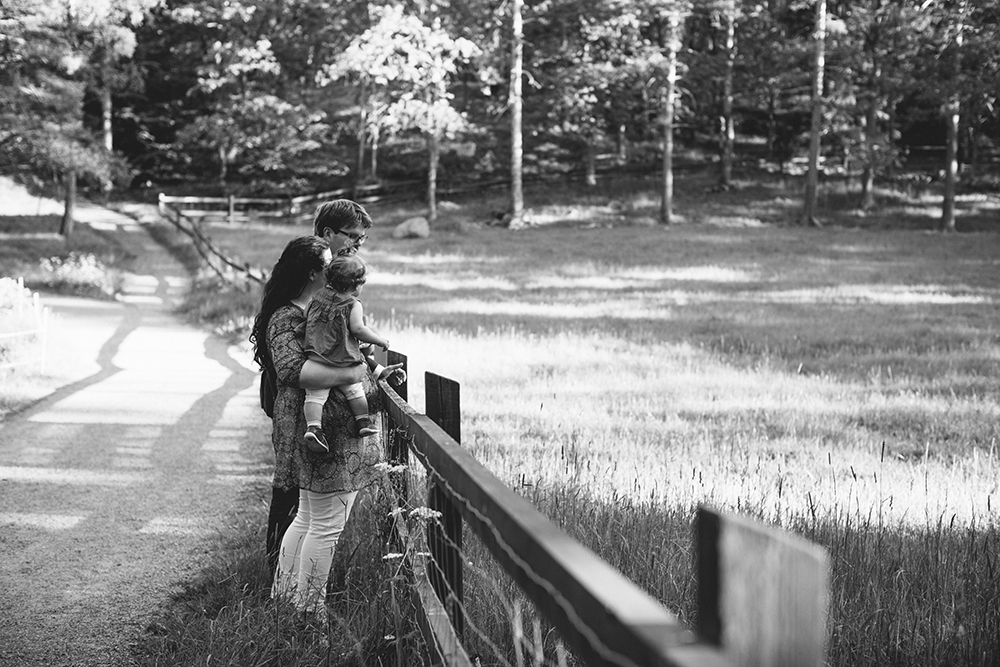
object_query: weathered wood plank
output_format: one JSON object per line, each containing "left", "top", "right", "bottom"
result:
{"left": 425, "top": 373, "right": 465, "bottom": 638}
{"left": 695, "top": 507, "right": 827, "bottom": 667}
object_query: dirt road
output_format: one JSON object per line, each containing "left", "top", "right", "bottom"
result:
{"left": 0, "top": 206, "right": 270, "bottom": 666}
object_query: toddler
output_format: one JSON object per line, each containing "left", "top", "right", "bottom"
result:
{"left": 301, "top": 248, "right": 389, "bottom": 452}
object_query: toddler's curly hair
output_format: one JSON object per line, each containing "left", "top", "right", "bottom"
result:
{"left": 325, "top": 248, "right": 368, "bottom": 293}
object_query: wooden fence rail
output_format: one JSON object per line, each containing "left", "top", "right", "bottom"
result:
{"left": 155, "top": 161, "right": 710, "bottom": 227}
{"left": 376, "top": 353, "right": 828, "bottom": 667}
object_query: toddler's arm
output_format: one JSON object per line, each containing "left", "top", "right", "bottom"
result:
{"left": 349, "top": 301, "right": 389, "bottom": 350}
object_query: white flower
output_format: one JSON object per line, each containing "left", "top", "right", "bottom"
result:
{"left": 409, "top": 506, "right": 443, "bottom": 521}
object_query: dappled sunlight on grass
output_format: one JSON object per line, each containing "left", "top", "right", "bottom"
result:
{"left": 369, "top": 272, "right": 518, "bottom": 291}
{"left": 378, "top": 320, "right": 999, "bottom": 532}
{"left": 368, "top": 251, "right": 505, "bottom": 266}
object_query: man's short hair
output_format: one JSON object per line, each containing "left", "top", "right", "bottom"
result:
{"left": 313, "top": 200, "right": 373, "bottom": 236}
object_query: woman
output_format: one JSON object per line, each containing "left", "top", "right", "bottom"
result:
{"left": 250, "top": 224, "right": 402, "bottom": 618}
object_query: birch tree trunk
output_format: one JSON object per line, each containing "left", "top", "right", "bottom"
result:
{"left": 941, "top": 6, "right": 964, "bottom": 233}
{"left": 802, "top": 0, "right": 826, "bottom": 226}
{"left": 509, "top": 0, "right": 525, "bottom": 228}
{"left": 59, "top": 169, "right": 76, "bottom": 238}
{"left": 356, "top": 83, "right": 368, "bottom": 183}
{"left": 100, "top": 86, "right": 113, "bottom": 152}
{"left": 860, "top": 99, "right": 878, "bottom": 210}
{"left": 659, "top": 14, "right": 679, "bottom": 225}
{"left": 427, "top": 97, "right": 439, "bottom": 222}
{"left": 585, "top": 137, "right": 596, "bottom": 187}
{"left": 719, "top": 0, "right": 736, "bottom": 188}
{"left": 941, "top": 97, "right": 959, "bottom": 232}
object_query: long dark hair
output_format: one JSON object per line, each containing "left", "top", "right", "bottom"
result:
{"left": 250, "top": 236, "right": 329, "bottom": 370}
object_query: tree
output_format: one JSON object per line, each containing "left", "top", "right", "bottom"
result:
{"left": 830, "top": 0, "right": 927, "bottom": 211}
{"left": 0, "top": 0, "right": 123, "bottom": 236}
{"left": 75, "top": 0, "right": 161, "bottom": 155}
{"left": 323, "top": 4, "right": 480, "bottom": 222}
{"left": 801, "top": 0, "right": 827, "bottom": 226}
{"left": 532, "top": 1, "right": 645, "bottom": 187}
{"left": 720, "top": 0, "right": 737, "bottom": 187}
{"left": 510, "top": 0, "right": 525, "bottom": 227}
{"left": 645, "top": 2, "right": 693, "bottom": 225}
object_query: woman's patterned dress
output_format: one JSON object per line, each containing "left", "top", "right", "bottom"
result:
{"left": 267, "top": 303, "right": 384, "bottom": 494}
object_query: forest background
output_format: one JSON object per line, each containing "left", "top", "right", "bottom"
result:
{"left": 3, "top": 0, "right": 1000, "bottom": 231}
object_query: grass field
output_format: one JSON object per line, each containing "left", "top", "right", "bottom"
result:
{"left": 155, "top": 172, "right": 999, "bottom": 665}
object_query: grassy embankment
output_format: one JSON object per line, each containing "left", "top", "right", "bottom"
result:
{"left": 148, "top": 171, "right": 999, "bottom": 666}
{"left": 0, "top": 215, "right": 133, "bottom": 417}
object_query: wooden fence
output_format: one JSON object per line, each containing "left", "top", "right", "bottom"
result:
{"left": 154, "top": 160, "right": 703, "bottom": 227}
{"left": 0, "top": 277, "right": 49, "bottom": 373}
{"left": 157, "top": 181, "right": 425, "bottom": 226}
{"left": 377, "top": 350, "right": 828, "bottom": 667}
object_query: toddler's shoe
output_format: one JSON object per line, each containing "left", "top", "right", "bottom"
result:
{"left": 303, "top": 426, "right": 330, "bottom": 453}
{"left": 356, "top": 416, "right": 378, "bottom": 437}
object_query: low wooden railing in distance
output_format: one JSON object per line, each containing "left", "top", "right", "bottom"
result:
{"left": 376, "top": 350, "right": 829, "bottom": 667}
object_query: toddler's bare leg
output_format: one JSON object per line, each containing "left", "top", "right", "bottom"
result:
{"left": 339, "top": 382, "right": 377, "bottom": 436}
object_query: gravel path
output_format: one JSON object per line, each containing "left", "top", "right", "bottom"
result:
{"left": 0, "top": 206, "right": 269, "bottom": 666}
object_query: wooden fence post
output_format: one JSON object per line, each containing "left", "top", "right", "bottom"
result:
{"left": 425, "top": 372, "right": 465, "bottom": 638}
{"left": 228, "top": 195, "right": 235, "bottom": 224}
{"left": 695, "top": 506, "right": 828, "bottom": 667}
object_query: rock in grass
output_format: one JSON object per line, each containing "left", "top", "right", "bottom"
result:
{"left": 392, "top": 216, "right": 430, "bottom": 239}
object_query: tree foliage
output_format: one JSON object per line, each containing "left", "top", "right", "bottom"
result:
{"left": 6, "top": 0, "right": 999, "bottom": 224}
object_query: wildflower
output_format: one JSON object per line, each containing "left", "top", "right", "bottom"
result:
{"left": 409, "top": 506, "right": 443, "bottom": 521}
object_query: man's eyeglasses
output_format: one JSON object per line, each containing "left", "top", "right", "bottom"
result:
{"left": 336, "top": 229, "right": 368, "bottom": 245}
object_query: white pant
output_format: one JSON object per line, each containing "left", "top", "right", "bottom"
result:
{"left": 272, "top": 489, "right": 358, "bottom": 612}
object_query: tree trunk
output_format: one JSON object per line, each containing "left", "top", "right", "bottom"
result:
{"left": 802, "top": 0, "right": 826, "bottom": 226}
{"left": 356, "top": 84, "right": 368, "bottom": 183}
{"left": 59, "top": 169, "right": 76, "bottom": 237}
{"left": 659, "top": 14, "right": 679, "bottom": 225}
{"left": 218, "top": 145, "right": 228, "bottom": 186}
{"left": 371, "top": 127, "right": 379, "bottom": 180}
{"left": 941, "top": 96, "right": 959, "bottom": 232}
{"left": 767, "top": 92, "right": 776, "bottom": 163}
{"left": 941, "top": 6, "right": 963, "bottom": 233}
{"left": 509, "top": 0, "right": 525, "bottom": 229}
{"left": 427, "top": 132, "right": 439, "bottom": 222}
{"left": 100, "top": 86, "right": 113, "bottom": 152}
{"left": 860, "top": 98, "right": 878, "bottom": 210}
{"left": 585, "top": 138, "right": 597, "bottom": 187}
{"left": 885, "top": 97, "right": 898, "bottom": 179}
{"left": 719, "top": 0, "right": 736, "bottom": 188}
{"left": 99, "top": 85, "right": 114, "bottom": 199}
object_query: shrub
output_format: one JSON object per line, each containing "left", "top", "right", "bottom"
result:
{"left": 36, "top": 252, "right": 122, "bottom": 299}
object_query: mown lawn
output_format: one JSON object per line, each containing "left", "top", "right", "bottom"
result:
{"left": 159, "top": 172, "right": 1000, "bottom": 666}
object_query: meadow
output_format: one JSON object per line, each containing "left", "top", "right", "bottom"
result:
{"left": 175, "top": 171, "right": 1000, "bottom": 665}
